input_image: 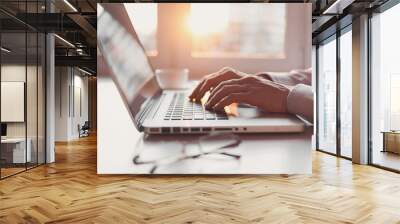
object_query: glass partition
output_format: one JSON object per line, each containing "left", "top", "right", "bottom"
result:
{"left": 0, "top": 1, "right": 46, "bottom": 179}
{"left": 317, "top": 36, "right": 337, "bottom": 154}
{"left": 1, "top": 30, "right": 28, "bottom": 178}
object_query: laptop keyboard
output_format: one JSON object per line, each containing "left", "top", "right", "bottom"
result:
{"left": 164, "top": 93, "right": 228, "bottom": 121}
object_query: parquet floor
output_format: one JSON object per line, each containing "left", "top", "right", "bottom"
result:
{"left": 1, "top": 167, "right": 26, "bottom": 178}
{"left": 1, "top": 134, "right": 400, "bottom": 224}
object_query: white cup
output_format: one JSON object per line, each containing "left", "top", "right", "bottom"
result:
{"left": 155, "top": 68, "right": 189, "bottom": 89}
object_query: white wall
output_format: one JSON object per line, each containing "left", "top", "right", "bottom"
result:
{"left": 1, "top": 82, "right": 25, "bottom": 122}
{"left": 54, "top": 67, "right": 89, "bottom": 141}
{"left": 55, "top": 67, "right": 68, "bottom": 141}
{"left": 1, "top": 65, "right": 26, "bottom": 132}
{"left": 72, "top": 74, "right": 89, "bottom": 138}
{"left": 1, "top": 65, "right": 39, "bottom": 138}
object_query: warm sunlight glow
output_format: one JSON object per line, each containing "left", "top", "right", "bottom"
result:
{"left": 188, "top": 4, "right": 229, "bottom": 36}
{"left": 188, "top": 3, "right": 287, "bottom": 58}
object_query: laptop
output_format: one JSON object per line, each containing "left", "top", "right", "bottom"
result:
{"left": 97, "top": 4, "right": 305, "bottom": 134}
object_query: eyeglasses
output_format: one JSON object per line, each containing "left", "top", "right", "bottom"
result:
{"left": 132, "top": 132, "right": 242, "bottom": 174}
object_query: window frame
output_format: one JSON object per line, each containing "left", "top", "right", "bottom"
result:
{"left": 367, "top": 0, "right": 400, "bottom": 173}
{"left": 316, "top": 33, "right": 338, "bottom": 156}
{"left": 338, "top": 25, "right": 353, "bottom": 159}
{"left": 315, "top": 21, "right": 353, "bottom": 161}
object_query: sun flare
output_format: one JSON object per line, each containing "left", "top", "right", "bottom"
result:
{"left": 187, "top": 4, "right": 229, "bottom": 36}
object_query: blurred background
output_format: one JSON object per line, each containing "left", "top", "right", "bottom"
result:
{"left": 125, "top": 3, "right": 311, "bottom": 79}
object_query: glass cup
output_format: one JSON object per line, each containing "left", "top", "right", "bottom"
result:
{"left": 155, "top": 68, "right": 189, "bottom": 89}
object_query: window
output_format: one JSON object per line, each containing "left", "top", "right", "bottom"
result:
{"left": 316, "top": 27, "right": 352, "bottom": 159}
{"left": 390, "top": 74, "right": 400, "bottom": 130}
{"left": 122, "top": 3, "right": 310, "bottom": 79}
{"left": 317, "top": 37, "right": 337, "bottom": 154}
{"left": 125, "top": 3, "right": 157, "bottom": 56}
{"left": 371, "top": 3, "right": 400, "bottom": 171}
{"left": 188, "top": 4, "right": 286, "bottom": 58}
{"left": 339, "top": 29, "right": 352, "bottom": 158}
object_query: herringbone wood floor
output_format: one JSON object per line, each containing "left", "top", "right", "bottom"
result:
{"left": 1, "top": 134, "right": 400, "bottom": 224}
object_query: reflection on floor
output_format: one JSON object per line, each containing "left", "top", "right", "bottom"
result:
{"left": 0, "top": 162, "right": 42, "bottom": 179}
{"left": 0, "top": 167, "right": 25, "bottom": 177}
{"left": 341, "top": 147, "right": 352, "bottom": 158}
{"left": 1, "top": 135, "right": 400, "bottom": 223}
{"left": 373, "top": 150, "right": 400, "bottom": 171}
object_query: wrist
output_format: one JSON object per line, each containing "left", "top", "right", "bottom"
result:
{"left": 255, "top": 72, "right": 273, "bottom": 81}
{"left": 280, "top": 85, "right": 290, "bottom": 113}
{"left": 269, "top": 82, "right": 290, "bottom": 113}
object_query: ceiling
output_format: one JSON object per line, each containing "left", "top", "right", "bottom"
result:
{"left": 1, "top": 0, "right": 393, "bottom": 74}
{"left": 0, "top": 0, "right": 97, "bottom": 74}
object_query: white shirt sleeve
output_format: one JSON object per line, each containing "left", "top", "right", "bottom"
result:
{"left": 264, "top": 68, "right": 312, "bottom": 86}
{"left": 256, "top": 68, "right": 314, "bottom": 123}
{"left": 286, "top": 84, "right": 313, "bottom": 123}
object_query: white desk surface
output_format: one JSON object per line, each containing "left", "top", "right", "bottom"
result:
{"left": 98, "top": 77, "right": 312, "bottom": 174}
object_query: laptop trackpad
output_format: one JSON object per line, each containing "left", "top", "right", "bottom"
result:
{"left": 230, "top": 104, "right": 287, "bottom": 119}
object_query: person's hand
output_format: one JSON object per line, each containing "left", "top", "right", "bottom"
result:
{"left": 205, "top": 75, "right": 291, "bottom": 113}
{"left": 189, "top": 67, "right": 249, "bottom": 102}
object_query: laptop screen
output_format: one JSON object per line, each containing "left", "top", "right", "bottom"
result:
{"left": 97, "top": 4, "right": 161, "bottom": 126}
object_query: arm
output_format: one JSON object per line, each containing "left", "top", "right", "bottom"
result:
{"left": 190, "top": 67, "right": 314, "bottom": 123}
{"left": 286, "top": 84, "right": 313, "bottom": 123}
{"left": 256, "top": 68, "right": 314, "bottom": 122}
{"left": 256, "top": 68, "right": 312, "bottom": 86}
{"left": 205, "top": 76, "right": 314, "bottom": 124}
